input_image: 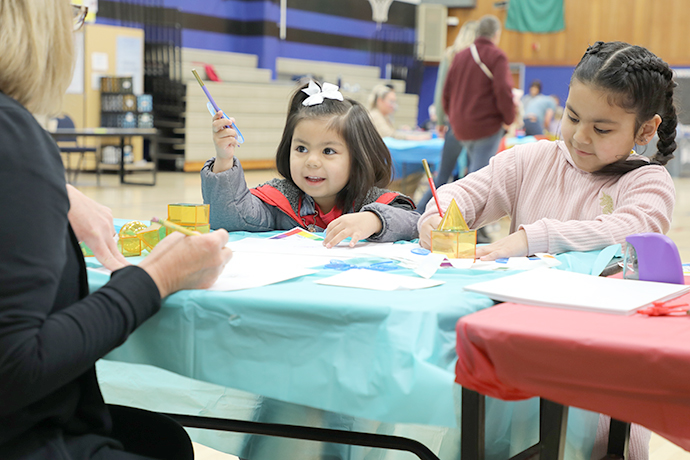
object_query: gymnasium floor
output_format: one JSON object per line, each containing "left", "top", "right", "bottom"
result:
{"left": 73, "top": 170, "right": 690, "bottom": 460}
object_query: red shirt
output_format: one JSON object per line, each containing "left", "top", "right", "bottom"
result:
{"left": 442, "top": 37, "right": 515, "bottom": 141}
{"left": 299, "top": 198, "right": 344, "bottom": 230}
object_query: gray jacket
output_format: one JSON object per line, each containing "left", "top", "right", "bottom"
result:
{"left": 201, "top": 157, "right": 420, "bottom": 242}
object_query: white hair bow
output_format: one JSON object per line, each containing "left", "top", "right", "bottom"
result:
{"left": 302, "top": 81, "right": 344, "bottom": 106}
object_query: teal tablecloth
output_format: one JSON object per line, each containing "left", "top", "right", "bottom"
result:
{"left": 93, "top": 222, "right": 609, "bottom": 460}
{"left": 384, "top": 137, "right": 444, "bottom": 181}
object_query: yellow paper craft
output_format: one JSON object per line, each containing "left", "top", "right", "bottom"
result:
{"left": 438, "top": 199, "right": 469, "bottom": 231}
{"left": 166, "top": 203, "right": 210, "bottom": 235}
{"left": 168, "top": 203, "right": 209, "bottom": 225}
{"left": 162, "top": 223, "right": 210, "bottom": 236}
{"left": 118, "top": 221, "right": 147, "bottom": 257}
{"left": 136, "top": 222, "right": 167, "bottom": 251}
{"left": 431, "top": 199, "right": 476, "bottom": 259}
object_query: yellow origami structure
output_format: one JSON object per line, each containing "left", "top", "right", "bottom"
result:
{"left": 166, "top": 203, "right": 210, "bottom": 235}
{"left": 431, "top": 199, "right": 476, "bottom": 259}
{"left": 118, "top": 221, "right": 148, "bottom": 257}
{"left": 136, "top": 222, "right": 167, "bottom": 251}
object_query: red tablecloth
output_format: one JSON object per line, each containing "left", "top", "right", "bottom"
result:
{"left": 455, "top": 287, "right": 690, "bottom": 450}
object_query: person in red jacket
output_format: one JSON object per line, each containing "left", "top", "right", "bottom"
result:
{"left": 441, "top": 14, "right": 515, "bottom": 242}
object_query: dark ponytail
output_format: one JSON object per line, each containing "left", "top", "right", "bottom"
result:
{"left": 653, "top": 78, "right": 678, "bottom": 166}
{"left": 572, "top": 41, "right": 677, "bottom": 175}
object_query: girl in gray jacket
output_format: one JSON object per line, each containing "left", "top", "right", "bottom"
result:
{"left": 201, "top": 80, "right": 420, "bottom": 247}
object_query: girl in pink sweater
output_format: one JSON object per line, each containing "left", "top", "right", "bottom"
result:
{"left": 422, "top": 40, "right": 676, "bottom": 459}
{"left": 418, "top": 41, "right": 676, "bottom": 261}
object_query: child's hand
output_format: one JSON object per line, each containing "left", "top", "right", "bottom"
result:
{"left": 475, "top": 229, "right": 528, "bottom": 261}
{"left": 418, "top": 214, "right": 442, "bottom": 249}
{"left": 323, "top": 212, "right": 383, "bottom": 248}
{"left": 211, "top": 110, "right": 239, "bottom": 173}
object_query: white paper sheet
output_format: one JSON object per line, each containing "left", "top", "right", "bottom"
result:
{"left": 86, "top": 252, "right": 317, "bottom": 291}
{"left": 207, "top": 252, "right": 317, "bottom": 291}
{"left": 228, "top": 234, "right": 368, "bottom": 258}
{"left": 315, "top": 270, "right": 445, "bottom": 291}
{"left": 470, "top": 254, "right": 561, "bottom": 271}
{"left": 464, "top": 268, "right": 690, "bottom": 315}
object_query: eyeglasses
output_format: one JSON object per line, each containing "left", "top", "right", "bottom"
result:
{"left": 72, "top": 4, "right": 88, "bottom": 31}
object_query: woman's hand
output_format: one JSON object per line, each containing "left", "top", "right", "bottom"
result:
{"left": 475, "top": 229, "right": 528, "bottom": 261}
{"left": 418, "top": 214, "right": 442, "bottom": 250}
{"left": 211, "top": 110, "right": 239, "bottom": 173}
{"left": 66, "top": 185, "right": 129, "bottom": 271}
{"left": 323, "top": 212, "right": 383, "bottom": 248}
{"left": 138, "top": 229, "right": 233, "bottom": 298}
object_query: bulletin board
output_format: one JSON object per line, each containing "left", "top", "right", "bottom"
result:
{"left": 62, "top": 23, "right": 146, "bottom": 169}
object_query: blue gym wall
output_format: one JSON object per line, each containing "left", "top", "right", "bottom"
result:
{"left": 94, "top": 1, "right": 590, "bottom": 128}
{"left": 96, "top": 0, "right": 417, "bottom": 79}
{"left": 95, "top": 0, "right": 435, "bottom": 123}
{"left": 523, "top": 66, "right": 574, "bottom": 107}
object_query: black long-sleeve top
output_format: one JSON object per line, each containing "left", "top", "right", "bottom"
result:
{"left": 0, "top": 92, "right": 162, "bottom": 459}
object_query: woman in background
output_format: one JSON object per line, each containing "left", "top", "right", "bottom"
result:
{"left": 368, "top": 83, "right": 401, "bottom": 138}
{"left": 367, "top": 84, "right": 431, "bottom": 197}
{"left": 416, "top": 20, "right": 477, "bottom": 212}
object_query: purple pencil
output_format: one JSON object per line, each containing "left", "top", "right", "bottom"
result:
{"left": 191, "top": 68, "right": 245, "bottom": 144}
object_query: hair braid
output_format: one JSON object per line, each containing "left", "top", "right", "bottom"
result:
{"left": 573, "top": 41, "right": 678, "bottom": 175}
{"left": 584, "top": 41, "right": 605, "bottom": 56}
{"left": 652, "top": 78, "right": 678, "bottom": 165}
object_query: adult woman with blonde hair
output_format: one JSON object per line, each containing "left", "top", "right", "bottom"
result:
{"left": 0, "top": 1, "right": 232, "bottom": 459}
{"left": 368, "top": 83, "right": 400, "bottom": 138}
{"left": 366, "top": 83, "right": 428, "bottom": 195}
{"left": 417, "top": 20, "right": 477, "bottom": 212}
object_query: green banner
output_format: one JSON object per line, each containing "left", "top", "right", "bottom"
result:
{"left": 505, "top": 0, "right": 565, "bottom": 33}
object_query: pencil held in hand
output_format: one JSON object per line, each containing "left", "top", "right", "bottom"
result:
{"left": 422, "top": 159, "right": 444, "bottom": 218}
{"left": 151, "top": 217, "right": 200, "bottom": 236}
{"left": 191, "top": 68, "right": 245, "bottom": 144}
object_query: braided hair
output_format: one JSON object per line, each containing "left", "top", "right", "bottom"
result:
{"left": 572, "top": 41, "right": 677, "bottom": 175}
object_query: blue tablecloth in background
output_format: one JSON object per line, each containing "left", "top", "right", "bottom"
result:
{"left": 385, "top": 137, "right": 444, "bottom": 181}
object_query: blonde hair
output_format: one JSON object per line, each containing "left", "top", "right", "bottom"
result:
{"left": 0, "top": 0, "right": 75, "bottom": 115}
{"left": 368, "top": 84, "right": 395, "bottom": 110}
{"left": 446, "top": 20, "right": 478, "bottom": 61}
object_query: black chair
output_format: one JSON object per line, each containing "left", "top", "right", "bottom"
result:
{"left": 55, "top": 115, "right": 99, "bottom": 185}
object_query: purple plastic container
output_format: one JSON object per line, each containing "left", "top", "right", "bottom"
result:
{"left": 624, "top": 233, "right": 684, "bottom": 285}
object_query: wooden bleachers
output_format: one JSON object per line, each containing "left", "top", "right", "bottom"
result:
{"left": 182, "top": 48, "right": 272, "bottom": 84}
{"left": 275, "top": 57, "right": 406, "bottom": 94}
{"left": 182, "top": 50, "right": 419, "bottom": 171}
{"left": 184, "top": 82, "right": 294, "bottom": 169}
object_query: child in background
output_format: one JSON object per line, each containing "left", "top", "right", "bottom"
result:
{"left": 547, "top": 94, "right": 565, "bottom": 136}
{"left": 202, "top": 80, "right": 419, "bottom": 247}
{"left": 419, "top": 40, "right": 678, "bottom": 459}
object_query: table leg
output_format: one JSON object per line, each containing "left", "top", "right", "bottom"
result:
{"left": 461, "top": 387, "right": 486, "bottom": 460}
{"left": 150, "top": 135, "right": 157, "bottom": 186}
{"left": 461, "top": 389, "right": 570, "bottom": 460}
{"left": 121, "top": 135, "right": 156, "bottom": 186}
{"left": 605, "top": 419, "right": 631, "bottom": 460}
{"left": 119, "top": 136, "right": 126, "bottom": 184}
{"left": 539, "top": 399, "right": 568, "bottom": 460}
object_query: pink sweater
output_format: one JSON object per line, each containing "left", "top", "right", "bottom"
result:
{"left": 419, "top": 140, "right": 675, "bottom": 254}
